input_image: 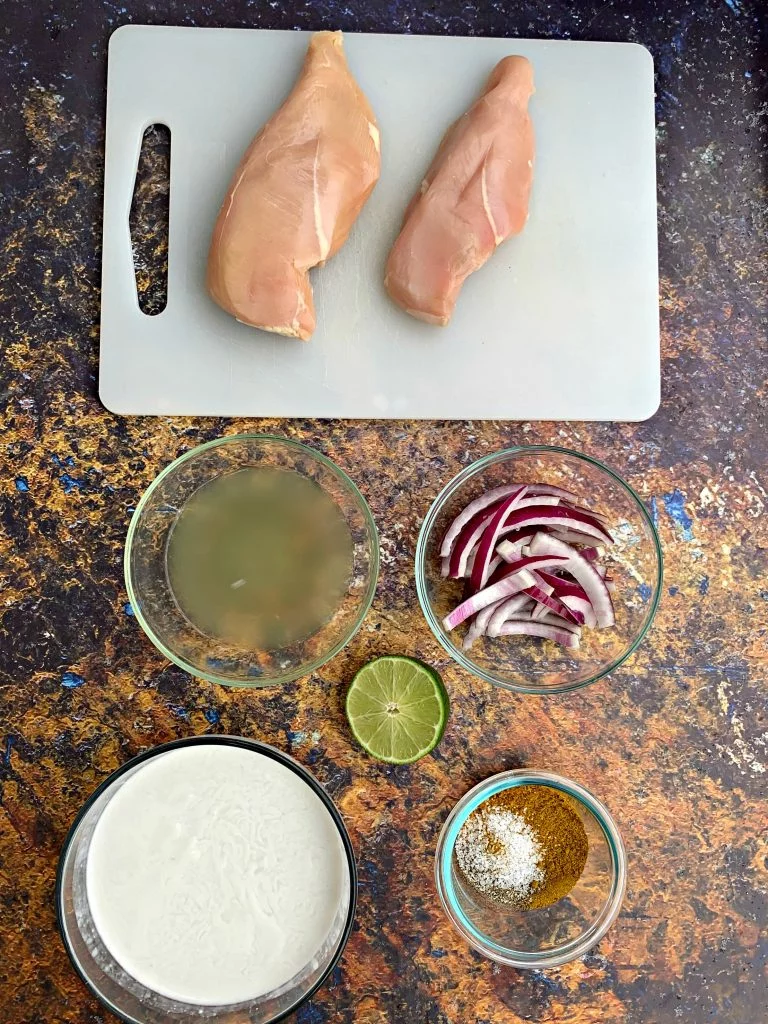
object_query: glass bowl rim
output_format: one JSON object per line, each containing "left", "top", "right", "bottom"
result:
{"left": 55, "top": 734, "right": 358, "bottom": 1024}
{"left": 434, "top": 768, "right": 627, "bottom": 968}
{"left": 415, "top": 444, "right": 663, "bottom": 694}
{"left": 124, "top": 433, "right": 380, "bottom": 687}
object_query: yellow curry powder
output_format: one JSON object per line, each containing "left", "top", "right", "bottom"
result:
{"left": 457, "top": 784, "right": 589, "bottom": 910}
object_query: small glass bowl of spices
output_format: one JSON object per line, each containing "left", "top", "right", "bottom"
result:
{"left": 435, "top": 770, "right": 626, "bottom": 968}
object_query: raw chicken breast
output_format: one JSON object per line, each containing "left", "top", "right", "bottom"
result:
{"left": 385, "top": 55, "right": 534, "bottom": 326}
{"left": 207, "top": 31, "right": 380, "bottom": 340}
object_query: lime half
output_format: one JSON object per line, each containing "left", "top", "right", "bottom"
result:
{"left": 346, "top": 656, "right": 449, "bottom": 764}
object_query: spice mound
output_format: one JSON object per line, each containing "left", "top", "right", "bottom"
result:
{"left": 454, "top": 784, "right": 588, "bottom": 910}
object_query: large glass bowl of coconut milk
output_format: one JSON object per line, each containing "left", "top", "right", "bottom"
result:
{"left": 56, "top": 736, "right": 356, "bottom": 1024}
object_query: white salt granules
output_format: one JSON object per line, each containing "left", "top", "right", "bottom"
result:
{"left": 455, "top": 807, "right": 543, "bottom": 905}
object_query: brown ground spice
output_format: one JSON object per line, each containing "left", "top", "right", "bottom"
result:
{"left": 473, "top": 784, "right": 589, "bottom": 910}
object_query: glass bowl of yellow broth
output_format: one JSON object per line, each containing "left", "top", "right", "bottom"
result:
{"left": 125, "top": 435, "right": 379, "bottom": 686}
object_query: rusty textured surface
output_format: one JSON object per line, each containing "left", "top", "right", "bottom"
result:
{"left": 0, "top": 1, "right": 766, "bottom": 1022}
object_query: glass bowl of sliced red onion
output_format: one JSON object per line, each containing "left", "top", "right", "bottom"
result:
{"left": 415, "top": 446, "right": 662, "bottom": 693}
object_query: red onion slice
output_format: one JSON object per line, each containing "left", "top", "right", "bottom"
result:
{"left": 495, "top": 506, "right": 613, "bottom": 545}
{"left": 561, "top": 594, "right": 597, "bottom": 629}
{"left": 536, "top": 571, "right": 590, "bottom": 601}
{"left": 494, "top": 529, "right": 538, "bottom": 563}
{"left": 486, "top": 594, "right": 535, "bottom": 638}
{"left": 529, "top": 534, "right": 615, "bottom": 628}
{"left": 443, "top": 569, "right": 536, "bottom": 631}
{"left": 524, "top": 579, "right": 584, "bottom": 625}
{"left": 538, "top": 612, "right": 583, "bottom": 635}
{"left": 525, "top": 485, "right": 579, "bottom": 502}
{"left": 469, "top": 488, "right": 531, "bottom": 592}
{"left": 439, "top": 485, "right": 525, "bottom": 559}
{"left": 561, "top": 502, "right": 612, "bottom": 527}
{"left": 488, "top": 554, "right": 569, "bottom": 586}
{"left": 550, "top": 527, "right": 609, "bottom": 550}
{"left": 462, "top": 597, "right": 506, "bottom": 649}
{"left": 496, "top": 620, "right": 581, "bottom": 648}
{"left": 447, "top": 505, "right": 501, "bottom": 578}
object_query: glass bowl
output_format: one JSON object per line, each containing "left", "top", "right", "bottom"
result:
{"left": 435, "top": 770, "right": 626, "bottom": 967}
{"left": 415, "top": 446, "right": 662, "bottom": 694}
{"left": 125, "top": 434, "right": 379, "bottom": 687}
{"left": 56, "top": 736, "right": 357, "bottom": 1024}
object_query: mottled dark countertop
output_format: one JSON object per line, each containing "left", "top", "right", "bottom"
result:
{"left": 1, "top": 1, "right": 766, "bottom": 1022}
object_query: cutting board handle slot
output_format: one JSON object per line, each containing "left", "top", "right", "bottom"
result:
{"left": 129, "top": 123, "right": 171, "bottom": 316}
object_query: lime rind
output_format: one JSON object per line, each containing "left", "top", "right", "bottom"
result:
{"left": 346, "top": 656, "right": 449, "bottom": 765}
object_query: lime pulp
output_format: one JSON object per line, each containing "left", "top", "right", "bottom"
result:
{"left": 345, "top": 656, "right": 449, "bottom": 764}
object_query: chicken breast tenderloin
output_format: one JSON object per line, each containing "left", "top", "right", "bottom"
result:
{"left": 207, "top": 31, "right": 381, "bottom": 340}
{"left": 385, "top": 56, "right": 534, "bottom": 327}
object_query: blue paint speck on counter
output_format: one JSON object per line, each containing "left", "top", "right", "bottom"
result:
{"left": 123, "top": 602, "right": 134, "bottom": 616}
{"left": 663, "top": 489, "right": 694, "bottom": 541}
{"left": 531, "top": 969, "right": 566, "bottom": 994}
{"left": 296, "top": 1004, "right": 326, "bottom": 1024}
{"left": 170, "top": 705, "right": 190, "bottom": 721}
{"left": 638, "top": 583, "right": 652, "bottom": 601}
{"left": 2, "top": 735, "right": 14, "bottom": 767}
{"left": 699, "top": 576, "right": 710, "bottom": 595}
{"left": 59, "top": 473, "right": 83, "bottom": 493}
{"left": 203, "top": 708, "right": 220, "bottom": 725}
{"left": 669, "top": 586, "right": 680, "bottom": 596}
{"left": 61, "top": 671, "right": 85, "bottom": 689}
{"left": 430, "top": 948, "right": 448, "bottom": 958}
{"left": 14, "top": 476, "right": 29, "bottom": 491}
{"left": 649, "top": 495, "right": 659, "bottom": 528}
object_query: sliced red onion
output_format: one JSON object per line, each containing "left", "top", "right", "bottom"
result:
{"left": 561, "top": 594, "right": 597, "bottom": 628}
{"left": 437, "top": 482, "right": 617, "bottom": 649}
{"left": 538, "top": 612, "right": 583, "bottom": 635}
{"left": 594, "top": 565, "right": 617, "bottom": 591}
{"left": 448, "top": 505, "right": 500, "bottom": 578}
{"left": 469, "top": 489, "right": 530, "bottom": 592}
{"left": 439, "top": 485, "right": 525, "bottom": 559}
{"left": 496, "top": 620, "right": 580, "bottom": 649}
{"left": 536, "top": 571, "right": 590, "bottom": 601}
{"left": 580, "top": 546, "right": 605, "bottom": 563}
{"left": 495, "top": 530, "right": 538, "bottom": 563}
{"left": 462, "top": 597, "right": 506, "bottom": 649}
{"left": 466, "top": 547, "right": 502, "bottom": 579}
{"left": 550, "top": 527, "right": 609, "bottom": 550}
{"left": 524, "top": 581, "right": 584, "bottom": 625}
{"left": 443, "top": 569, "right": 536, "bottom": 631}
{"left": 491, "top": 505, "right": 614, "bottom": 546}
{"left": 486, "top": 594, "right": 535, "bottom": 638}
{"left": 527, "top": 572, "right": 554, "bottom": 621}
{"left": 512, "top": 495, "right": 561, "bottom": 510}
{"left": 525, "top": 484, "right": 579, "bottom": 502}
{"left": 529, "top": 534, "right": 615, "bottom": 628}
{"left": 562, "top": 502, "right": 611, "bottom": 527}
{"left": 485, "top": 554, "right": 502, "bottom": 579}
{"left": 487, "top": 554, "right": 569, "bottom": 586}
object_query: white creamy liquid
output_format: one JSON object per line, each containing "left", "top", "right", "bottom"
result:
{"left": 86, "top": 744, "right": 348, "bottom": 1006}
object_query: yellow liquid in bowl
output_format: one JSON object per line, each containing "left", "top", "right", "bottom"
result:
{"left": 166, "top": 467, "right": 353, "bottom": 651}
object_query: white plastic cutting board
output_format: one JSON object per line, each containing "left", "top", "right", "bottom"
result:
{"left": 100, "top": 26, "right": 660, "bottom": 420}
